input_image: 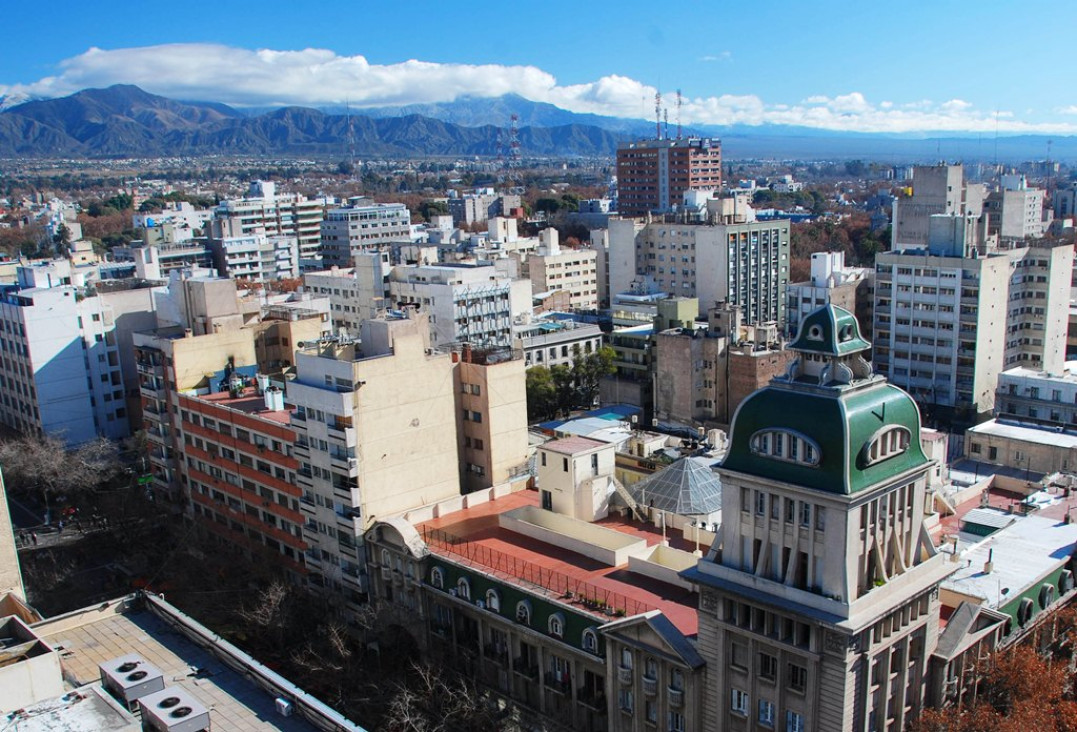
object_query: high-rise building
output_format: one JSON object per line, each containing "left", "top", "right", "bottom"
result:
{"left": 874, "top": 217, "right": 1072, "bottom": 421}
{"left": 388, "top": 263, "right": 516, "bottom": 348}
{"left": 615, "top": 137, "right": 722, "bottom": 216}
{"left": 891, "top": 165, "right": 985, "bottom": 249}
{"left": 984, "top": 174, "right": 1049, "bottom": 242}
{"left": 302, "top": 253, "right": 392, "bottom": 335}
{"left": 785, "top": 251, "right": 873, "bottom": 339}
{"left": 208, "top": 233, "right": 299, "bottom": 282}
{"left": 319, "top": 198, "right": 412, "bottom": 268}
{"left": 608, "top": 207, "right": 790, "bottom": 326}
{"left": 685, "top": 305, "right": 955, "bottom": 732}
{"left": 211, "top": 181, "right": 324, "bottom": 272}
{"left": 0, "top": 262, "right": 161, "bottom": 445}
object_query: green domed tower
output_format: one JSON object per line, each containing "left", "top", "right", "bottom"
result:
{"left": 685, "top": 304, "right": 955, "bottom": 732}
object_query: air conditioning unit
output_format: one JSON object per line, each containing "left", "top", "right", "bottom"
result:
{"left": 99, "top": 653, "right": 166, "bottom": 710}
{"left": 275, "top": 697, "right": 294, "bottom": 717}
{"left": 138, "top": 687, "right": 210, "bottom": 732}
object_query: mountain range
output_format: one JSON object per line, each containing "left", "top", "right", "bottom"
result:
{"left": 0, "top": 85, "right": 1074, "bottom": 162}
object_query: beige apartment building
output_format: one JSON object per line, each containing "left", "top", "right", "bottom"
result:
{"left": 526, "top": 228, "right": 600, "bottom": 311}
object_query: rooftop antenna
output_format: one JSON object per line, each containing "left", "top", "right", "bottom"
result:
{"left": 663, "top": 108, "right": 669, "bottom": 141}
{"left": 676, "top": 89, "right": 683, "bottom": 140}
{"left": 655, "top": 91, "right": 662, "bottom": 140}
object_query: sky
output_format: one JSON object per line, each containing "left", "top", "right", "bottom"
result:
{"left": 1, "top": 1, "right": 1075, "bottom": 135}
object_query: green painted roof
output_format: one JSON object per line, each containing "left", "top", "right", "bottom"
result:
{"left": 789, "top": 304, "right": 871, "bottom": 357}
{"left": 721, "top": 382, "right": 929, "bottom": 495}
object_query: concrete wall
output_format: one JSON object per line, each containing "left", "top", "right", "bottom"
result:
{"left": 499, "top": 505, "right": 647, "bottom": 566}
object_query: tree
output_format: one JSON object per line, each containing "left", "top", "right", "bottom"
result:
{"left": 0, "top": 434, "right": 122, "bottom": 521}
{"left": 525, "top": 366, "right": 558, "bottom": 422}
{"left": 571, "top": 345, "right": 616, "bottom": 408}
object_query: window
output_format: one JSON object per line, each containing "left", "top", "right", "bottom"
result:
{"left": 621, "top": 647, "right": 634, "bottom": 670}
{"left": 731, "top": 688, "right": 749, "bottom": 715}
{"left": 786, "top": 710, "right": 804, "bottom": 732}
{"left": 815, "top": 506, "right": 826, "bottom": 531}
{"left": 669, "top": 668, "right": 684, "bottom": 691}
{"left": 788, "top": 663, "right": 807, "bottom": 692}
{"left": 619, "top": 688, "right": 634, "bottom": 713}
{"left": 645, "top": 700, "right": 658, "bottom": 725}
{"left": 645, "top": 657, "right": 658, "bottom": 680}
{"left": 430, "top": 567, "right": 444, "bottom": 589}
{"left": 759, "top": 699, "right": 775, "bottom": 727}
{"left": 516, "top": 600, "right": 532, "bottom": 625}
{"left": 485, "top": 589, "right": 500, "bottom": 612}
{"left": 750, "top": 429, "right": 821, "bottom": 466}
{"left": 667, "top": 711, "right": 686, "bottom": 732}
{"left": 759, "top": 652, "right": 778, "bottom": 681}
{"left": 731, "top": 642, "right": 748, "bottom": 670}
{"left": 861, "top": 426, "right": 911, "bottom": 467}
{"left": 548, "top": 612, "right": 565, "bottom": 639}
{"left": 582, "top": 628, "right": 599, "bottom": 653}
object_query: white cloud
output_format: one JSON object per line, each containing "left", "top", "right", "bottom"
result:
{"left": 3, "top": 43, "right": 1077, "bottom": 134}
{"left": 1058, "top": 105, "right": 1077, "bottom": 116}
{"left": 698, "top": 51, "right": 732, "bottom": 62}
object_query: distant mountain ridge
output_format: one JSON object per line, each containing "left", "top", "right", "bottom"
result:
{"left": 0, "top": 85, "right": 626, "bottom": 158}
{"left": 1, "top": 85, "right": 1075, "bottom": 162}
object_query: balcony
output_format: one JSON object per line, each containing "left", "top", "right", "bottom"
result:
{"left": 668, "top": 688, "right": 684, "bottom": 707}
{"left": 617, "top": 666, "right": 633, "bottom": 685}
{"left": 642, "top": 676, "right": 657, "bottom": 696}
{"left": 544, "top": 672, "right": 572, "bottom": 696}
{"left": 578, "top": 686, "right": 606, "bottom": 711}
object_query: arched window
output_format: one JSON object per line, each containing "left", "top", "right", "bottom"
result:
{"left": 1039, "top": 583, "right": 1056, "bottom": 609}
{"left": 548, "top": 612, "right": 565, "bottom": 639}
{"left": 380, "top": 548, "right": 391, "bottom": 566}
{"left": 861, "top": 426, "right": 911, "bottom": 467}
{"left": 670, "top": 667, "right": 684, "bottom": 691}
{"left": 485, "top": 588, "right": 500, "bottom": 613}
{"left": 750, "top": 429, "right": 821, "bottom": 467}
{"left": 582, "top": 628, "right": 599, "bottom": 654}
{"left": 456, "top": 577, "right": 471, "bottom": 601}
{"left": 516, "top": 600, "right": 532, "bottom": 626}
{"left": 620, "top": 648, "right": 633, "bottom": 670}
{"left": 430, "top": 566, "right": 444, "bottom": 589}
{"left": 644, "top": 657, "right": 658, "bottom": 680}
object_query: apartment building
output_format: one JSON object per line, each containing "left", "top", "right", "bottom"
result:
{"left": 389, "top": 263, "right": 515, "bottom": 347}
{"left": 654, "top": 303, "right": 792, "bottom": 428}
{"left": 447, "top": 191, "right": 521, "bottom": 226}
{"left": 892, "top": 165, "right": 985, "bottom": 249}
{"left": 176, "top": 385, "right": 307, "bottom": 577}
{"left": 685, "top": 305, "right": 955, "bottom": 732}
{"left": 984, "top": 174, "right": 1048, "bottom": 242}
{"left": 454, "top": 345, "right": 529, "bottom": 493}
{"left": 608, "top": 207, "right": 790, "bottom": 327}
{"left": 211, "top": 181, "right": 324, "bottom": 271}
{"left": 0, "top": 262, "right": 161, "bottom": 445}
{"left": 302, "top": 252, "right": 392, "bottom": 335}
{"left": 525, "top": 229, "right": 599, "bottom": 311}
{"left": 208, "top": 233, "right": 299, "bottom": 282}
{"left": 785, "top": 251, "right": 873, "bottom": 339}
{"left": 995, "top": 364, "right": 1077, "bottom": 427}
{"left": 874, "top": 219, "right": 1072, "bottom": 421}
{"left": 615, "top": 137, "right": 722, "bottom": 216}
{"left": 516, "top": 318, "right": 604, "bottom": 369}
{"left": 319, "top": 198, "right": 413, "bottom": 268}
{"left": 287, "top": 313, "right": 461, "bottom": 611}
{"left": 135, "top": 275, "right": 329, "bottom": 500}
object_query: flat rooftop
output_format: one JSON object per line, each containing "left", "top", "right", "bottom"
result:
{"left": 197, "top": 387, "right": 294, "bottom": 425}
{"left": 968, "top": 419, "right": 1077, "bottom": 448}
{"left": 941, "top": 513, "right": 1077, "bottom": 608}
{"left": 32, "top": 602, "right": 335, "bottom": 732}
{"left": 417, "top": 490, "right": 700, "bottom": 637}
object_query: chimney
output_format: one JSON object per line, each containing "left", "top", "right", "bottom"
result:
{"left": 983, "top": 548, "right": 994, "bottom": 574}
{"left": 263, "top": 386, "right": 284, "bottom": 412}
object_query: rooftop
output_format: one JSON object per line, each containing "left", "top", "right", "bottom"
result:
{"left": 31, "top": 595, "right": 363, "bottom": 732}
{"left": 541, "top": 436, "right": 608, "bottom": 456}
{"left": 999, "top": 361, "right": 1077, "bottom": 383}
{"left": 196, "top": 387, "right": 293, "bottom": 425}
{"left": 417, "top": 490, "right": 700, "bottom": 637}
{"left": 968, "top": 419, "right": 1077, "bottom": 449}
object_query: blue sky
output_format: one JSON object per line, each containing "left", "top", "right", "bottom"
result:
{"left": 2, "top": 1, "right": 1074, "bottom": 133}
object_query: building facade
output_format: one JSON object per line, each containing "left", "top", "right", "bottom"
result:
{"left": 211, "top": 181, "right": 324, "bottom": 271}
{"left": 319, "top": 199, "right": 412, "bottom": 268}
{"left": 616, "top": 138, "right": 723, "bottom": 217}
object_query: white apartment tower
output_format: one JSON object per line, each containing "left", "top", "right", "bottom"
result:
{"left": 388, "top": 263, "right": 515, "bottom": 347}
{"left": 319, "top": 198, "right": 412, "bottom": 268}
{"left": 211, "top": 181, "right": 324, "bottom": 271}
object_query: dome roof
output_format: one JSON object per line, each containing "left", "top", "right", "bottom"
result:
{"left": 628, "top": 458, "right": 723, "bottom": 516}
{"left": 789, "top": 304, "right": 871, "bottom": 357}
{"left": 721, "top": 381, "right": 928, "bottom": 495}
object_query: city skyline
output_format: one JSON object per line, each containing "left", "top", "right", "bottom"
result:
{"left": 1, "top": 1, "right": 1075, "bottom": 135}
